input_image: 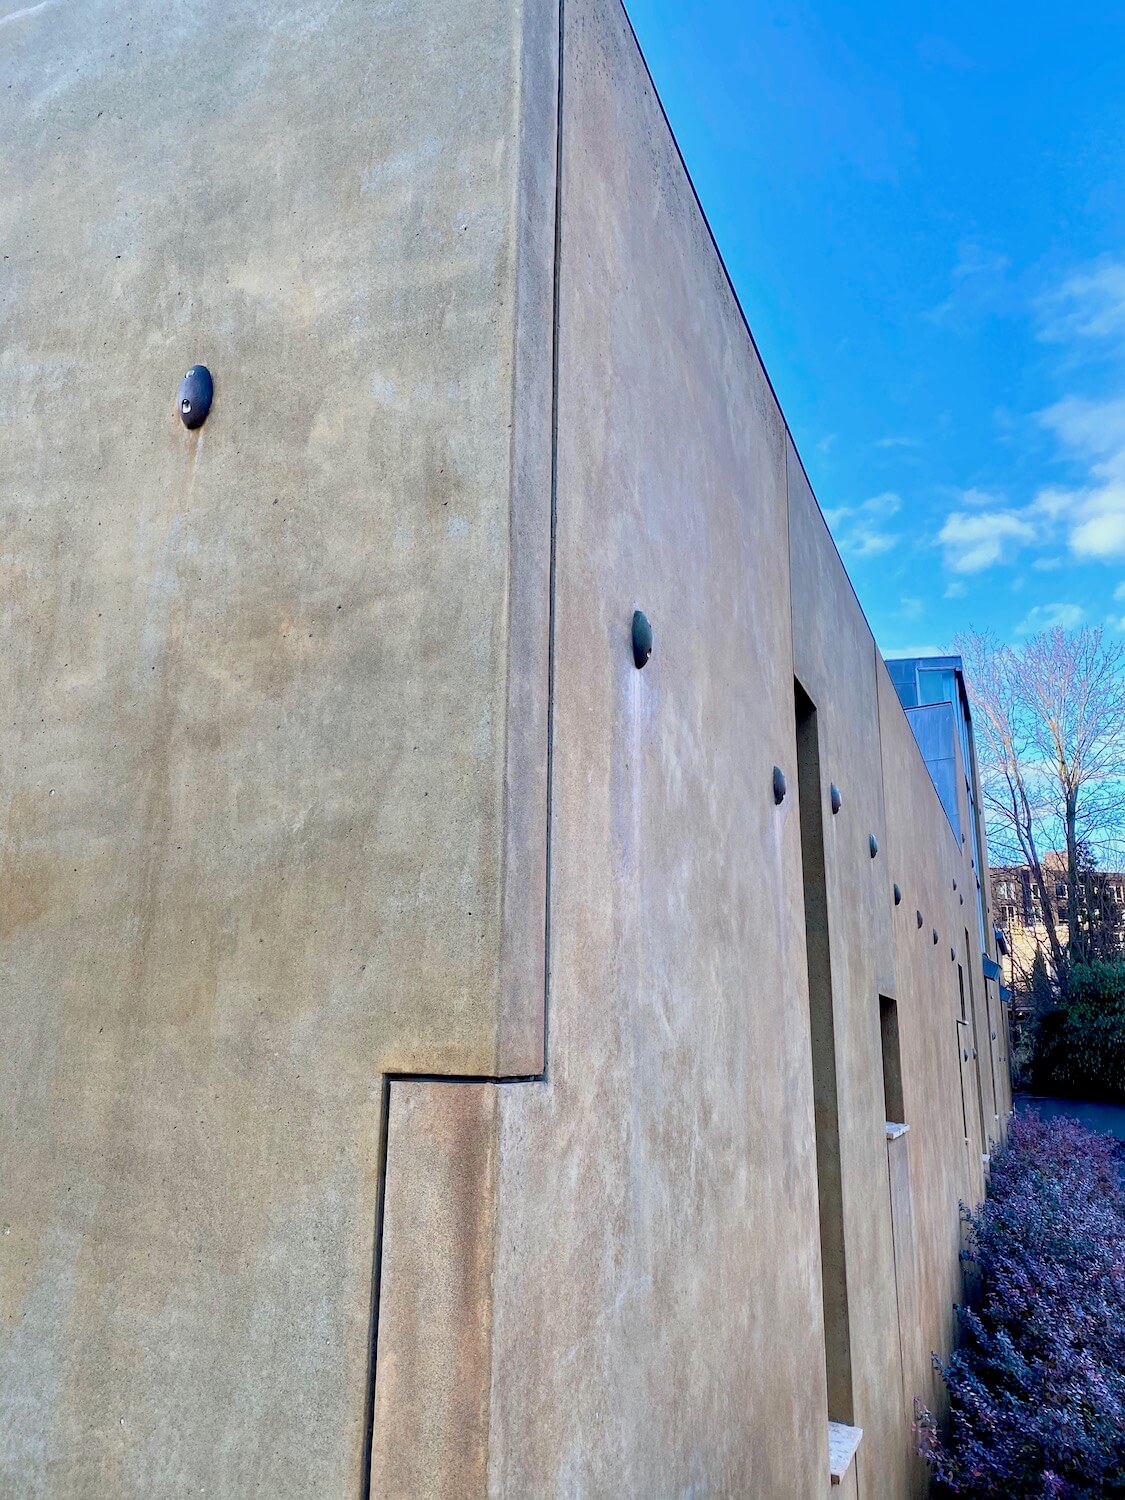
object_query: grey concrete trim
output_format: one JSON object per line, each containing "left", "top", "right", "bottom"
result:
{"left": 884, "top": 1122, "right": 909, "bottom": 1141}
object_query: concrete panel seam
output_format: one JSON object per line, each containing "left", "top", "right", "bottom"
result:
{"left": 362, "top": 1071, "right": 545, "bottom": 1499}
{"left": 542, "top": 0, "right": 565, "bottom": 1091}
{"left": 365, "top": 2, "right": 564, "bottom": 1480}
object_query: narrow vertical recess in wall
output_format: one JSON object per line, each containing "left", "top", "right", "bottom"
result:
{"left": 955, "top": 965, "right": 971, "bottom": 1146}
{"left": 983, "top": 980, "right": 999, "bottom": 1120}
{"left": 879, "top": 996, "right": 905, "bottom": 1125}
{"left": 794, "top": 679, "right": 854, "bottom": 1427}
{"left": 964, "top": 929, "right": 989, "bottom": 1152}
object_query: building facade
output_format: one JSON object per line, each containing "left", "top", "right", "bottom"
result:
{"left": 992, "top": 856, "right": 1125, "bottom": 998}
{"left": 1, "top": 1, "right": 1010, "bottom": 1496}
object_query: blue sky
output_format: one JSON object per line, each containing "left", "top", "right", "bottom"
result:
{"left": 625, "top": 0, "right": 1125, "bottom": 655}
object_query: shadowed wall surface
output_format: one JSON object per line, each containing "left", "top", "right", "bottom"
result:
{"left": 2, "top": 0, "right": 1009, "bottom": 1496}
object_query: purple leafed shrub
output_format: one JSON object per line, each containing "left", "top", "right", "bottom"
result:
{"left": 918, "top": 1113, "right": 1125, "bottom": 1498}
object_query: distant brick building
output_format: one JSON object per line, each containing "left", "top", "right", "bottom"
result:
{"left": 992, "top": 856, "right": 1125, "bottom": 1000}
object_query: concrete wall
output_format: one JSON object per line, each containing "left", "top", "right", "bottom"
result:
{"left": 2, "top": 0, "right": 1010, "bottom": 1496}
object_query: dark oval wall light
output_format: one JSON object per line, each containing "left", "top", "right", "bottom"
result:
{"left": 631, "top": 610, "right": 653, "bottom": 669}
{"left": 178, "top": 365, "right": 213, "bottom": 429}
{"left": 893, "top": 883, "right": 902, "bottom": 906}
{"left": 830, "top": 784, "right": 842, "bottom": 815}
{"left": 933, "top": 928, "right": 939, "bottom": 945}
{"left": 869, "top": 835, "right": 878, "bottom": 859}
{"left": 917, "top": 910, "right": 924, "bottom": 929}
{"left": 773, "top": 767, "right": 787, "bottom": 805}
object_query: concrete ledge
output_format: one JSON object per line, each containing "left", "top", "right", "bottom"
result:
{"left": 884, "top": 1121, "right": 909, "bottom": 1140}
{"left": 828, "top": 1421, "right": 863, "bottom": 1485}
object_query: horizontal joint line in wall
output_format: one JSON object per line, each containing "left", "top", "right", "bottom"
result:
{"left": 382, "top": 1070, "right": 546, "bottom": 1087}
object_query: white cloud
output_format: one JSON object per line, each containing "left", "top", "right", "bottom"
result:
{"left": 1114, "top": 581, "right": 1125, "bottom": 602}
{"left": 1015, "top": 601, "right": 1084, "bottom": 635}
{"left": 1039, "top": 395, "right": 1125, "bottom": 467}
{"left": 1038, "top": 258, "right": 1125, "bottom": 343}
{"left": 938, "top": 510, "right": 1037, "bottom": 573}
{"left": 1029, "top": 487, "right": 1072, "bottom": 520}
{"left": 929, "top": 259, "right": 1125, "bottom": 575}
{"left": 944, "top": 580, "right": 967, "bottom": 599}
{"left": 1035, "top": 396, "right": 1125, "bottom": 559}
{"left": 862, "top": 491, "right": 902, "bottom": 518}
{"left": 824, "top": 492, "right": 902, "bottom": 559}
{"left": 1070, "top": 497, "right": 1125, "bottom": 559}
{"left": 959, "top": 486, "right": 1004, "bottom": 508}
{"left": 900, "top": 596, "right": 924, "bottom": 620}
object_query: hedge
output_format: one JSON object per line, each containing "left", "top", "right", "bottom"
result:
{"left": 918, "top": 1112, "right": 1125, "bottom": 1497}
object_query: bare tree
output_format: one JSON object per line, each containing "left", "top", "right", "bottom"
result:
{"left": 956, "top": 625, "right": 1125, "bottom": 982}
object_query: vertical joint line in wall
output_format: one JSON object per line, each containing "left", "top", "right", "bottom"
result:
{"left": 543, "top": 0, "right": 565, "bottom": 1082}
{"left": 362, "top": 14, "right": 566, "bottom": 1486}
{"left": 359, "top": 11, "right": 566, "bottom": 1484}
{"left": 359, "top": 1074, "right": 393, "bottom": 1500}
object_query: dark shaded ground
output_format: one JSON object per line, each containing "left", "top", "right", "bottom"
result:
{"left": 1017, "top": 1094, "right": 1125, "bottom": 1182}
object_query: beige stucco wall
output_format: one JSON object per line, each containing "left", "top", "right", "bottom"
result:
{"left": 1, "top": 0, "right": 554, "bottom": 1492}
{"left": 2, "top": 0, "right": 1010, "bottom": 1496}
{"left": 374, "top": 2, "right": 1010, "bottom": 1498}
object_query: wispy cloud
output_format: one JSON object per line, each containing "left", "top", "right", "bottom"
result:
{"left": 937, "top": 508, "right": 1038, "bottom": 573}
{"left": 958, "top": 486, "right": 1006, "bottom": 508}
{"left": 927, "top": 240, "right": 1013, "bottom": 327}
{"left": 1023, "top": 260, "right": 1125, "bottom": 559}
{"left": 1037, "top": 258, "right": 1125, "bottom": 343}
{"left": 884, "top": 642, "right": 945, "bottom": 659}
{"left": 931, "top": 259, "right": 1125, "bottom": 574}
{"left": 1015, "top": 601, "right": 1084, "bottom": 634}
{"left": 824, "top": 491, "right": 902, "bottom": 558}
{"left": 1036, "top": 394, "right": 1125, "bottom": 559}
